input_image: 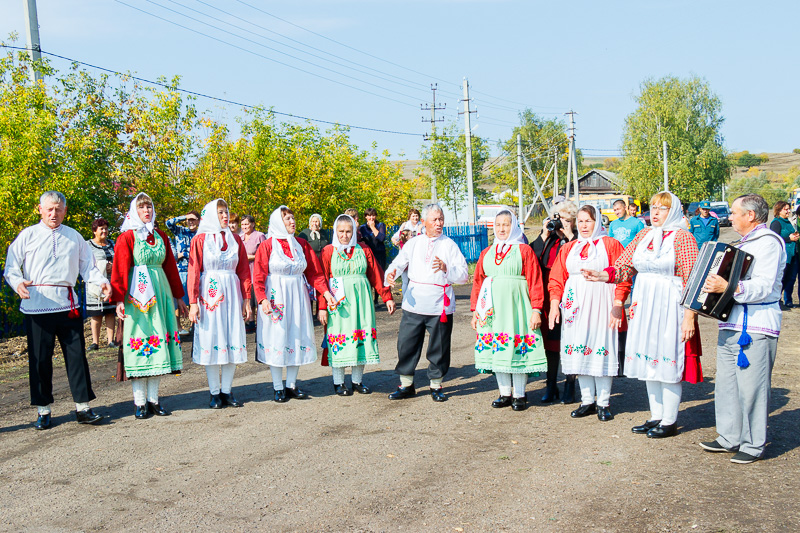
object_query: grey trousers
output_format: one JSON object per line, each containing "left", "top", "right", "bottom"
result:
{"left": 715, "top": 330, "right": 778, "bottom": 456}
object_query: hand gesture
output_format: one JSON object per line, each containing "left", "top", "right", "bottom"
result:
{"left": 386, "top": 270, "right": 397, "bottom": 285}
{"left": 432, "top": 256, "right": 447, "bottom": 274}
{"left": 529, "top": 311, "right": 542, "bottom": 331}
{"left": 16, "top": 280, "right": 32, "bottom": 299}
{"left": 581, "top": 268, "right": 609, "bottom": 283}
{"left": 323, "top": 291, "right": 336, "bottom": 308}
{"left": 386, "top": 299, "right": 396, "bottom": 315}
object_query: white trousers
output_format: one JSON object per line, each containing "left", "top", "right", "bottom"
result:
{"left": 206, "top": 364, "right": 236, "bottom": 395}
{"left": 646, "top": 380, "right": 682, "bottom": 425}
{"left": 332, "top": 365, "right": 366, "bottom": 385}
{"left": 578, "top": 375, "right": 613, "bottom": 407}
{"left": 495, "top": 373, "right": 527, "bottom": 398}
{"left": 131, "top": 377, "right": 161, "bottom": 406}
{"left": 270, "top": 365, "right": 299, "bottom": 390}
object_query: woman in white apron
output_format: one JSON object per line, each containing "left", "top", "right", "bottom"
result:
{"left": 547, "top": 205, "right": 630, "bottom": 421}
{"left": 584, "top": 192, "right": 702, "bottom": 438}
{"left": 253, "top": 206, "right": 334, "bottom": 402}
{"left": 187, "top": 199, "right": 252, "bottom": 409}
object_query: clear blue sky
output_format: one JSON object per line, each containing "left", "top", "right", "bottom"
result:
{"left": 1, "top": 0, "right": 797, "bottom": 160}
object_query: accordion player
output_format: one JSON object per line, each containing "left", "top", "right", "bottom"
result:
{"left": 681, "top": 241, "right": 754, "bottom": 321}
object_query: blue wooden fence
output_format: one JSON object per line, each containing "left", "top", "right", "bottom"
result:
{"left": 384, "top": 223, "right": 488, "bottom": 263}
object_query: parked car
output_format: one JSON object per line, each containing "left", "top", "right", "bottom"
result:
{"left": 640, "top": 211, "right": 651, "bottom": 226}
{"left": 686, "top": 202, "right": 701, "bottom": 216}
{"left": 477, "top": 204, "right": 514, "bottom": 228}
{"left": 710, "top": 205, "right": 731, "bottom": 226}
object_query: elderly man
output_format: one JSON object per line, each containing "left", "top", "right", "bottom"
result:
{"left": 689, "top": 200, "right": 720, "bottom": 249}
{"left": 384, "top": 204, "right": 469, "bottom": 402}
{"left": 608, "top": 199, "right": 645, "bottom": 248}
{"left": 700, "top": 194, "right": 785, "bottom": 464}
{"left": 4, "top": 192, "right": 111, "bottom": 429}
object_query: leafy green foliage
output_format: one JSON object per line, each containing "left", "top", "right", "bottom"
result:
{"left": 727, "top": 170, "right": 787, "bottom": 205}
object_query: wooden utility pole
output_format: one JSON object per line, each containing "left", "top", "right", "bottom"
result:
{"left": 421, "top": 84, "right": 445, "bottom": 203}
{"left": 23, "top": 0, "right": 42, "bottom": 84}
{"left": 565, "top": 110, "right": 579, "bottom": 205}
{"left": 553, "top": 147, "right": 559, "bottom": 197}
{"left": 460, "top": 77, "right": 476, "bottom": 224}
{"left": 663, "top": 140, "right": 669, "bottom": 191}
{"left": 517, "top": 134, "right": 524, "bottom": 220}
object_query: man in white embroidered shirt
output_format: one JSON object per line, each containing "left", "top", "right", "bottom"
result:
{"left": 384, "top": 203, "right": 469, "bottom": 402}
{"left": 4, "top": 191, "right": 112, "bottom": 430}
{"left": 700, "top": 194, "right": 785, "bottom": 464}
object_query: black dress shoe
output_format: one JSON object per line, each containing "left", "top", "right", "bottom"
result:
{"left": 351, "top": 382, "right": 371, "bottom": 394}
{"left": 511, "top": 397, "right": 528, "bottom": 411}
{"left": 334, "top": 384, "right": 353, "bottom": 396}
{"left": 220, "top": 392, "right": 243, "bottom": 407}
{"left": 492, "top": 395, "right": 513, "bottom": 408}
{"left": 430, "top": 388, "right": 448, "bottom": 402}
{"left": 540, "top": 383, "right": 559, "bottom": 403}
{"left": 597, "top": 406, "right": 614, "bottom": 421}
{"left": 147, "top": 402, "right": 170, "bottom": 416}
{"left": 209, "top": 394, "right": 223, "bottom": 409}
{"left": 34, "top": 413, "right": 51, "bottom": 430}
{"left": 273, "top": 389, "right": 288, "bottom": 403}
{"left": 285, "top": 387, "right": 309, "bottom": 400}
{"left": 631, "top": 419, "right": 661, "bottom": 434}
{"left": 388, "top": 385, "right": 416, "bottom": 400}
{"left": 570, "top": 403, "right": 597, "bottom": 418}
{"left": 76, "top": 408, "right": 103, "bottom": 424}
{"left": 134, "top": 405, "right": 151, "bottom": 419}
{"left": 647, "top": 423, "right": 678, "bottom": 439}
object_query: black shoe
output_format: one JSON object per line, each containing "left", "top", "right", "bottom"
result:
{"left": 34, "top": 413, "right": 51, "bottom": 430}
{"left": 561, "top": 377, "right": 577, "bottom": 404}
{"left": 209, "top": 394, "right": 223, "bottom": 409}
{"left": 570, "top": 403, "right": 597, "bottom": 418}
{"left": 334, "top": 384, "right": 352, "bottom": 396}
{"left": 273, "top": 389, "right": 288, "bottom": 403}
{"left": 76, "top": 408, "right": 103, "bottom": 424}
{"left": 540, "top": 382, "right": 559, "bottom": 403}
{"left": 632, "top": 419, "right": 661, "bottom": 434}
{"left": 388, "top": 385, "right": 416, "bottom": 400}
{"left": 430, "top": 388, "right": 448, "bottom": 402}
{"left": 220, "top": 392, "right": 243, "bottom": 408}
{"left": 730, "top": 451, "right": 760, "bottom": 464}
{"left": 107, "top": 342, "right": 119, "bottom": 349}
{"left": 699, "top": 440, "right": 738, "bottom": 453}
{"left": 351, "top": 382, "right": 371, "bottom": 394}
{"left": 597, "top": 406, "right": 614, "bottom": 421}
{"left": 647, "top": 423, "right": 678, "bottom": 438}
{"left": 87, "top": 343, "right": 99, "bottom": 351}
{"left": 492, "top": 395, "right": 513, "bottom": 408}
{"left": 511, "top": 397, "right": 528, "bottom": 411}
{"left": 285, "top": 387, "right": 309, "bottom": 400}
{"left": 147, "top": 402, "right": 170, "bottom": 416}
{"left": 134, "top": 405, "right": 151, "bottom": 419}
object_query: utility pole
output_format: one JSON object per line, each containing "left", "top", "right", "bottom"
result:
{"left": 421, "top": 84, "right": 445, "bottom": 203}
{"left": 565, "top": 110, "right": 579, "bottom": 205}
{"left": 517, "top": 134, "right": 524, "bottom": 221}
{"left": 23, "top": 0, "right": 42, "bottom": 85}
{"left": 663, "top": 140, "right": 669, "bottom": 191}
{"left": 460, "top": 77, "right": 477, "bottom": 224}
{"left": 553, "top": 147, "right": 559, "bottom": 198}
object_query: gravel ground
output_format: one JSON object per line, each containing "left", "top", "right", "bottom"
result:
{"left": 1, "top": 229, "right": 798, "bottom": 532}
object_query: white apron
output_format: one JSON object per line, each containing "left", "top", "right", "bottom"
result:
{"left": 624, "top": 231, "right": 685, "bottom": 383}
{"left": 560, "top": 238, "right": 618, "bottom": 377}
{"left": 255, "top": 238, "right": 317, "bottom": 367}
{"left": 193, "top": 233, "right": 247, "bottom": 365}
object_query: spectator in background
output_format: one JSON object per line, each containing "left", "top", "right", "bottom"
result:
{"left": 689, "top": 201, "right": 719, "bottom": 249}
{"left": 769, "top": 201, "right": 799, "bottom": 308}
{"left": 359, "top": 208, "right": 387, "bottom": 269}
{"left": 240, "top": 214, "right": 266, "bottom": 331}
{"left": 228, "top": 213, "right": 241, "bottom": 235}
{"left": 165, "top": 210, "right": 200, "bottom": 306}
{"left": 86, "top": 218, "right": 117, "bottom": 351}
{"left": 609, "top": 199, "right": 645, "bottom": 248}
{"left": 391, "top": 208, "right": 424, "bottom": 246}
{"left": 628, "top": 202, "right": 639, "bottom": 218}
{"left": 298, "top": 213, "right": 329, "bottom": 260}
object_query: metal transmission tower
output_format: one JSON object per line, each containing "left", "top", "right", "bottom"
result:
{"left": 421, "top": 84, "right": 446, "bottom": 203}
{"left": 23, "top": 0, "right": 43, "bottom": 84}
{"left": 459, "top": 78, "right": 477, "bottom": 224}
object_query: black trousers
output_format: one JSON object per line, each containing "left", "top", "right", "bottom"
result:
{"left": 25, "top": 312, "right": 96, "bottom": 406}
{"left": 395, "top": 311, "right": 453, "bottom": 381}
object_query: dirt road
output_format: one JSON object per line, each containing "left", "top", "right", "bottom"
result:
{"left": 1, "top": 234, "right": 798, "bottom": 532}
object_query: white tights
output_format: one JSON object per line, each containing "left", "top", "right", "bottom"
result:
{"left": 646, "top": 380, "right": 683, "bottom": 425}
{"left": 332, "top": 365, "right": 366, "bottom": 385}
{"left": 206, "top": 364, "right": 237, "bottom": 395}
{"left": 578, "top": 375, "right": 613, "bottom": 407}
{"left": 495, "top": 373, "right": 527, "bottom": 398}
{"left": 270, "top": 365, "right": 299, "bottom": 391}
{"left": 131, "top": 377, "right": 161, "bottom": 406}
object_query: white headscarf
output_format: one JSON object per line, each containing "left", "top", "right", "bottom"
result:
{"left": 493, "top": 209, "right": 526, "bottom": 247}
{"left": 267, "top": 205, "right": 299, "bottom": 249}
{"left": 196, "top": 198, "right": 235, "bottom": 242}
{"left": 120, "top": 192, "right": 155, "bottom": 240}
{"left": 309, "top": 213, "right": 322, "bottom": 241}
{"left": 568, "top": 205, "right": 605, "bottom": 262}
{"left": 332, "top": 214, "right": 358, "bottom": 252}
{"left": 637, "top": 191, "right": 684, "bottom": 256}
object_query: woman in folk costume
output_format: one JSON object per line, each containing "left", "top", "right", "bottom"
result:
{"left": 111, "top": 193, "right": 187, "bottom": 419}
{"left": 470, "top": 209, "right": 547, "bottom": 411}
{"left": 584, "top": 191, "right": 702, "bottom": 438}
{"left": 253, "top": 206, "right": 335, "bottom": 402}
{"left": 547, "top": 205, "right": 631, "bottom": 422}
{"left": 318, "top": 215, "right": 396, "bottom": 396}
{"left": 187, "top": 199, "right": 252, "bottom": 409}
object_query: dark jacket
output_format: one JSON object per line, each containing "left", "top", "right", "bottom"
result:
{"left": 688, "top": 215, "right": 719, "bottom": 248}
{"left": 770, "top": 217, "right": 797, "bottom": 262}
{"left": 530, "top": 230, "right": 575, "bottom": 351}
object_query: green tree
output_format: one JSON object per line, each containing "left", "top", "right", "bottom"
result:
{"left": 620, "top": 76, "right": 729, "bottom": 202}
{"left": 727, "top": 171, "right": 786, "bottom": 206}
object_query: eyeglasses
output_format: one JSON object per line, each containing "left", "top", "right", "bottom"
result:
{"left": 651, "top": 205, "right": 670, "bottom": 212}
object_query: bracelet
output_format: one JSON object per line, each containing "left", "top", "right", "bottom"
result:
{"left": 613, "top": 300, "right": 623, "bottom": 306}
{"left": 532, "top": 309, "right": 543, "bottom": 315}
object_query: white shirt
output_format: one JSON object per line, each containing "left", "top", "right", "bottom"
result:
{"left": 390, "top": 221, "right": 425, "bottom": 245}
{"left": 384, "top": 233, "right": 469, "bottom": 316}
{"left": 719, "top": 224, "right": 785, "bottom": 337}
{"left": 3, "top": 222, "right": 109, "bottom": 315}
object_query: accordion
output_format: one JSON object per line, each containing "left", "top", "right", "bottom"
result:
{"left": 681, "top": 241, "right": 754, "bottom": 321}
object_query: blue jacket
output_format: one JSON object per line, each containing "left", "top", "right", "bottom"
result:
{"left": 688, "top": 214, "right": 719, "bottom": 248}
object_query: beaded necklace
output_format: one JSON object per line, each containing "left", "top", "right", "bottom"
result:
{"left": 494, "top": 244, "right": 513, "bottom": 265}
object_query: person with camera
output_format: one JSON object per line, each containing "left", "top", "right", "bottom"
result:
{"left": 530, "top": 200, "right": 579, "bottom": 403}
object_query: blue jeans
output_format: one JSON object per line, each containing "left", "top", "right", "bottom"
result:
{"left": 782, "top": 254, "right": 799, "bottom": 305}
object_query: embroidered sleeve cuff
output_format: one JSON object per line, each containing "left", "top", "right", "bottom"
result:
{"left": 735, "top": 281, "right": 744, "bottom": 297}
{"left": 603, "top": 266, "right": 616, "bottom": 283}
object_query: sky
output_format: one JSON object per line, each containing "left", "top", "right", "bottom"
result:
{"left": 1, "top": 0, "right": 797, "bottom": 161}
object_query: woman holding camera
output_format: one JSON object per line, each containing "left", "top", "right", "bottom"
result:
{"left": 530, "top": 200, "right": 578, "bottom": 403}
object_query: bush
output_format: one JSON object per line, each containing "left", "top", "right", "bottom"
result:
{"left": 737, "top": 153, "right": 763, "bottom": 167}
{"left": 793, "top": 148, "right": 800, "bottom": 155}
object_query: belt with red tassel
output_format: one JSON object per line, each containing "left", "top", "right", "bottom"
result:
{"left": 408, "top": 279, "right": 451, "bottom": 322}
{"left": 31, "top": 284, "right": 81, "bottom": 318}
